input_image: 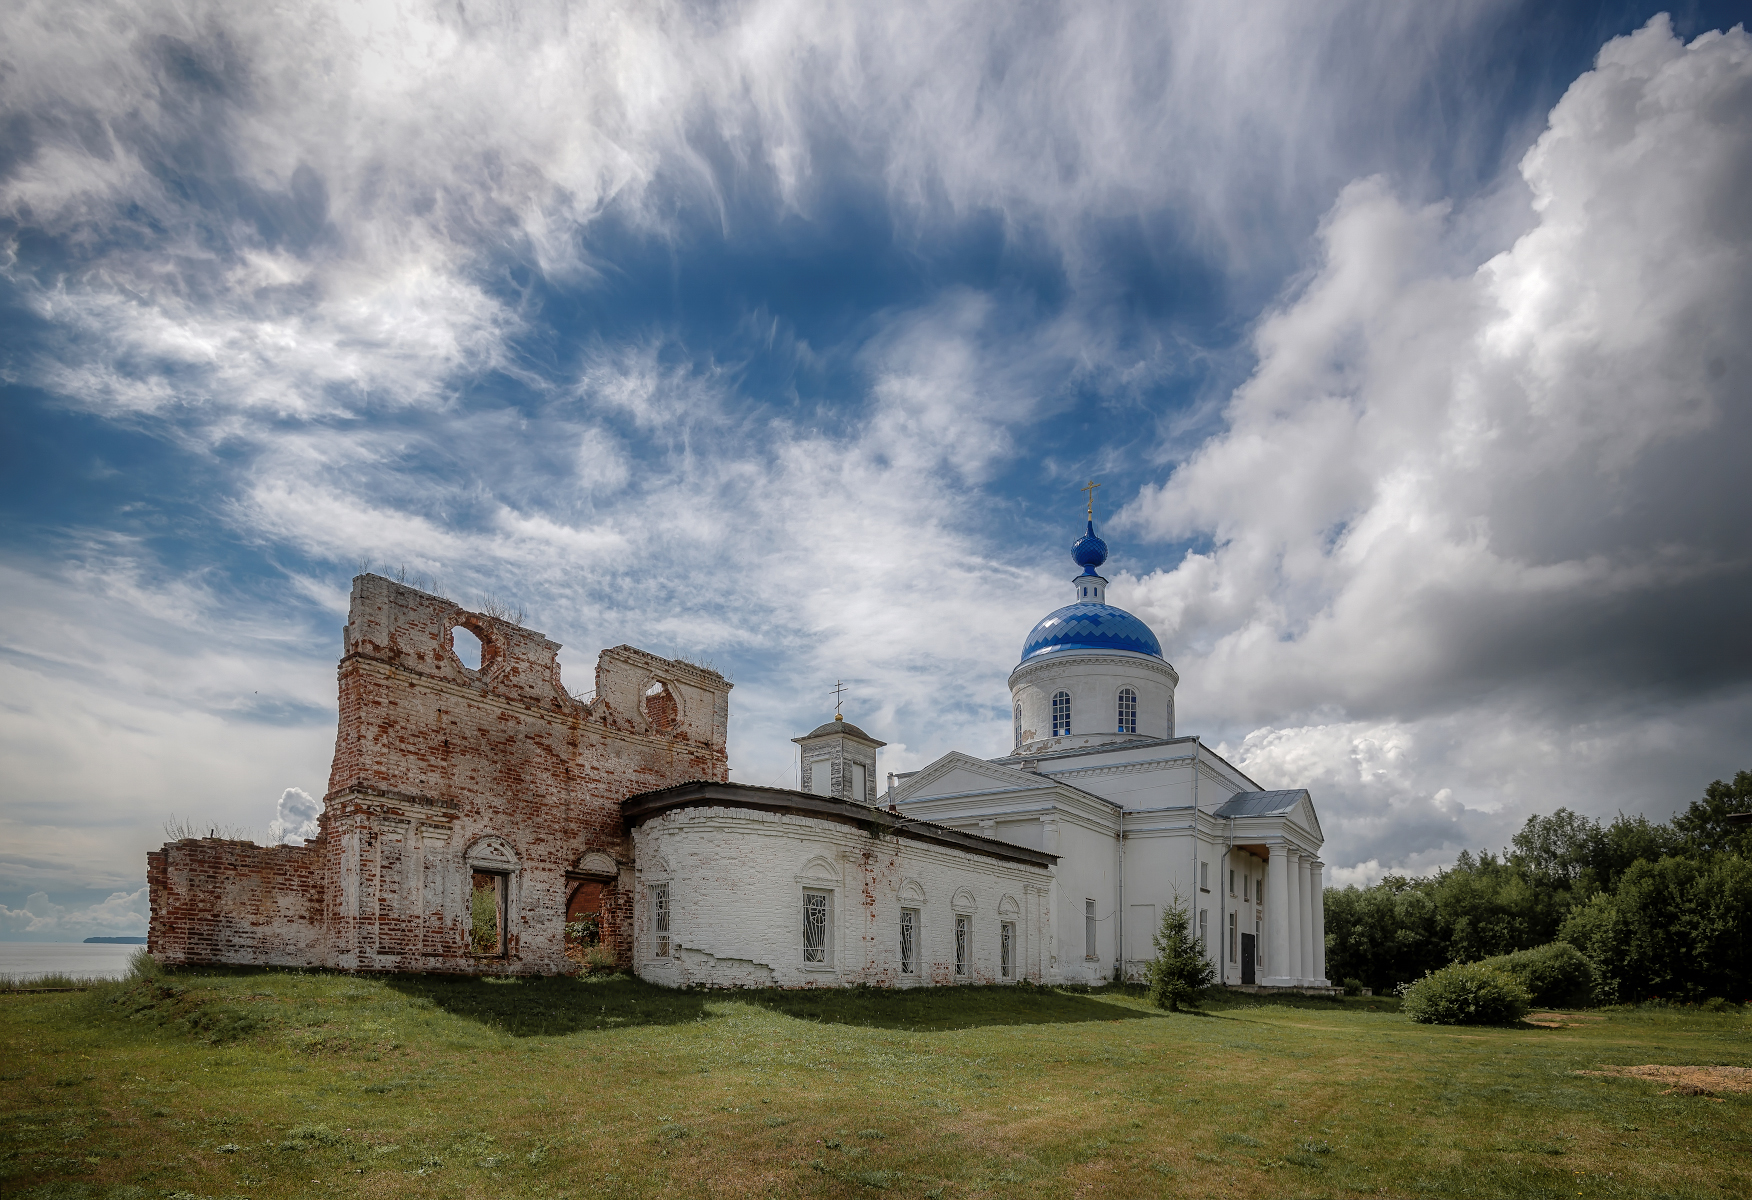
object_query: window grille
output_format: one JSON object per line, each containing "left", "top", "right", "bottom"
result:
{"left": 1052, "top": 691, "right": 1072, "bottom": 736}
{"left": 1084, "top": 898, "right": 1097, "bottom": 959}
{"left": 1198, "top": 907, "right": 1208, "bottom": 951}
{"left": 1166, "top": 695, "right": 1175, "bottom": 738}
{"left": 1013, "top": 702, "right": 1022, "bottom": 748}
{"left": 900, "top": 908, "right": 918, "bottom": 974}
{"left": 1117, "top": 687, "right": 1137, "bottom": 734}
{"left": 1229, "top": 911, "right": 1237, "bottom": 962}
{"left": 650, "top": 882, "right": 670, "bottom": 958}
{"left": 954, "top": 915, "right": 969, "bottom": 975}
{"left": 1001, "top": 921, "right": 1015, "bottom": 979}
{"left": 802, "top": 890, "right": 830, "bottom": 964}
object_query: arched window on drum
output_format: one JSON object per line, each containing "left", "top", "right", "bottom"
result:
{"left": 1052, "top": 691, "right": 1072, "bottom": 737}
{"left": 1117, "top": 687, "right": 1137, "bottom": 734}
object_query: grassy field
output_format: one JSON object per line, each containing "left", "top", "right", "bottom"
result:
{"left": 1, "top": 965, "right": 1747, "bottom": 1200}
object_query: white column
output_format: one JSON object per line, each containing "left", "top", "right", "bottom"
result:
{"left": 1297, "top": 854, "right": 1314, "bottom": 985}
{"left": 1287, "top": 853, "right": 1303, "bottom": 984}
{"left": 1265, "top": 844, "right": 1293, "bottom": 986}
{"left": 1311, "top": 859, "right": 1328, "bottom": 986}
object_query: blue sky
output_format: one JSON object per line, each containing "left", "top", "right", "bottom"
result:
{"left": 3, "top": 1, "right": 1750, "bottom": 939}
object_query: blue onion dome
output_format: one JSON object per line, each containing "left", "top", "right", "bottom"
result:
{"left": 1071, "top": 521, "right": 1108, "bottom": 573}
{"left": 1021, "top": 603, "right": 1163, "bottom": 662}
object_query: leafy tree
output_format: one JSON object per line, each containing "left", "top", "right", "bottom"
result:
{"left": 1673, "top": 770, "right": 1752, "bottom": 857}
{"left": 1145, "top": 893, "right": 1215, "bottom": 1012}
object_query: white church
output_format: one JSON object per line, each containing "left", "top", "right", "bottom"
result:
{"left": 627, "top": 516, "right": 1330, "bottom": 991}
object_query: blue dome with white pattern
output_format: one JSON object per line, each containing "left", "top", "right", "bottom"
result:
{"left": 1020, "top": 602, "right": 1163, "bottom": 662}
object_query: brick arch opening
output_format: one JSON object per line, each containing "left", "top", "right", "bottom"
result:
{"left": 644, "top": 680, "right": 679, "bottom": 732}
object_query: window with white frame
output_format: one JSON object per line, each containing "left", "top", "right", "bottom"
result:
{"left": 1052, "top": 691, "right": 1072, "bottom": 736}
{"left": 1013, "top": 701, "right": 1022, "bottom": 748}
{"left": 1198, "top": 907, "right": 1208, "bottom": 951}
{"left": 1229, "top": 868, "right": 1235, "bottom": 895}
{"left": 1200, "top": 861, "right": 1209, "bottom": 892}
{"left": 650, "top": 882, "right": 670, "bottom": 958}
{"left": 954, "top": 915, "right": 969, "bottom": 976}
{"left": 1244, "top": 873, "right": 1251, "bottom": 902}
{"left": 1084, "top": 898, "right": 1097, "bottom": 959}
{"left": 1001, "top": 921, "right": 1015, "bottom": 978}
{"left": 1228, "top": 911, "right": 1237, "bottom": 962}
{"left": 802, "top": 889, "right": 832, "bottom": 965}
{"left": 808, "top": 760, "right": 833, "bottom": 797}
{"left": 1116, "top": 687, "right": 1137, "bottom": 734}
{"left": 1255, "top": 918, "right": 1262, "bottom": 965}
{"left": 900, "top": 908, "right": 919, "bottom": 974}
{"left": 852, "top": 761, "right": 867, "bottom": 802}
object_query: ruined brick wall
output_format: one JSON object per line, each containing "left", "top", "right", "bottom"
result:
{"left": 147, "top": 573, "right": 731, "bottom": 973}
{"left": 630, "top": 806, "right": 1053, "bottom": 988}
{"left": 147, "top": 838, "right": 327, "bottom": 966}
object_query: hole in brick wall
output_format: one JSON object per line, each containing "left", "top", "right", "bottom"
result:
{"left": 644, "top": 681, "right": 678, "bottom": 732}
{"left": 470, "top": 871, "right": 505, "bottom": 955}
{"left": 452, "top": 626, "right": 482, "bottom": 671}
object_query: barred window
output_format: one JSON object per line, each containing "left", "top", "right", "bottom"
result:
{"left": 650, "top": 882, "right": 670, "bottom": 958}
{"left": 1084, "top": 898, "right": 1097, "bottom": 959}
{"left": 1052, "top": 691, "right": 1072, "bottom": 736}
{"left": 900, "top": 908, "right": 919, "bottom": 975}
{"left": 954, "top": 915, "right": 969, "bottom": 976}
{"left": 1117, "top": 687, "right": 1137, "bottom": 734}
{"left": 1198, "top": 907, "right": 1208, "bottom": 951}
{"left": 1001, "top": 921, "right": 1015, "bottom": 979}
{"left": 802, "top": 890, "right": 831, "bottom": 964}
{"left": 1228, "top": 911, "right": 1237, "bottom": 962}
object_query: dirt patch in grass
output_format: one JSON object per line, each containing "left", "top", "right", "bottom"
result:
{"left": 1576, "top": 1064, "right": 1752, "bottom": 1096}
{"left": 1525, "top": 1011, "right": 1606, "bottom": 1028}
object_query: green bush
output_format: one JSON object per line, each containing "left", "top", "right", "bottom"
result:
{"left": 1400, "top": 961, "right": 1531, "bottom": 1025}
{"left": 1342, "top": 977, "right": 1364, "bottom": 996}
{"left": 1478, "top": 941, "right": 1592, "bottom": 1008}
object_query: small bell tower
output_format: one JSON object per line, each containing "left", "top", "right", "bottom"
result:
{"left": 792, "top": 682, "right": 886, "bottom": 805}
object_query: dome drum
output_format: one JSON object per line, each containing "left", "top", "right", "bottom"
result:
{"left": 1008, "top": 652, "right": 1178, "bottom": 754}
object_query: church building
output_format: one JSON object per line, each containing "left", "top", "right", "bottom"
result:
{"left": 146, "top": 511, "right": 1328, "bottom": 992}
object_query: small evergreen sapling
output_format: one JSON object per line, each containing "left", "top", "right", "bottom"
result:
{"left": 1146, "top": 893, "right": 1216, "bottom": 1011}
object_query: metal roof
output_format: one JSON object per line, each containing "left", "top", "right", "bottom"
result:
{"left": 1212, "top": 789, "right": 1309, "bottom": 818}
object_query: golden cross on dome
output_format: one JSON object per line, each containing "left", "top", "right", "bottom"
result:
{"left": 1081, "top": 479, "right": 1100, "bottom": 520}
{"left": 829, "top": 679, "right": 847, "bottom": 721}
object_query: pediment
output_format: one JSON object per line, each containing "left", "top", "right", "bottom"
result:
{"left": 899, "top": 878, "right": 927, "bottom": 905}
{"left": 572, "top": 851, "right": 619, "bottom": 878}
{"left": 951, "top": 887, "right": 977, "bottom": 914}
{"left": 464, "top": 835, "right": 520, "bottom": 870}
{"left": 997, "top": 893, "right": 1020, "bottom": 917}
{"left": 898, "top": 752, "right": 1047, "bottom": 802}
{"left": 798, "top": 854, "right": 840, "bottom": 883}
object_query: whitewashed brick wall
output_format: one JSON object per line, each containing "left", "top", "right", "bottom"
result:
{"left": 631, "top": 805, "right": 1054, "bottom": 988}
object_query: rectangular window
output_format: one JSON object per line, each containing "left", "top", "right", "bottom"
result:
{"left": 1228, "top": 911, "right": 1237, "bottom": 962}
{"left": 808, "top": 761, "right": 832, "bottom": 797}
{"left": 852, "top": 761, "right": 867, "bottom": 802}
{"left": 1001, "top": 921, "right": 1015, "bottom": 979}
{"left": 1084, "top": 899, "right": 1097, "bottom": 959}
{"left": 1200, "top": 861, "right": 1209, "bottom": 892}
{"left": 1244, "top": 873, "right": 1251, "bottom": 902}
{"left": 802, "top": 889, "right": 831, "bottom": 964}
{"left": 1258, "top": 880, "right": 1265, "bottom": 907}
{"left": 1255, "top": 918, "right": 1263, "bottom": 965}
{"left": 954, "top": 915, "right": 969, "bottom": 976}
{"left": 900, "top": 908, "right": 918, "bottom": 974}
{"left": 1229, "top": 868, "right": 1235, "bottom": 895}
{"left": 470, "top": 871, "right": 506, "bottom": 955}
{"left": 1198, "top": 907, "right": 1208, "bottom": 951}
{"left": 649, "top": 882, "right": 670, "bottom": 959}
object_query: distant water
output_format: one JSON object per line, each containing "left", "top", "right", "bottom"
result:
{"left": 0, "top": 942, "right": 142, "bottom": 982}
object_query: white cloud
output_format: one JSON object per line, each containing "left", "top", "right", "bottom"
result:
{"left": 1122, "top": 17, "right": 1752, "bottom": 871}
{"left": 268, "top": 787, "right": 321, "bottom": 845}
{"left": 0, "top": 889, "right": 149, "bottom": 940}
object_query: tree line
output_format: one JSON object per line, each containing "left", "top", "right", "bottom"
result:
{"left": 1324, "top": 770, "right": 1752, "bottom": 1003}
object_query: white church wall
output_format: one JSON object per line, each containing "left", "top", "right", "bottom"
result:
{"left": 1009, "top": 653, "right": 1178, "bottom": 754}
{"left": 629, "top": 805, "right": 1052, "bottom": 989}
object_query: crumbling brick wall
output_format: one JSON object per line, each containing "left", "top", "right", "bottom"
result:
{"left": 146, "top": 839, "right": 326, "bottom": 966}
{"left": 148, "top": 573, "right": 730, "bottom": 973}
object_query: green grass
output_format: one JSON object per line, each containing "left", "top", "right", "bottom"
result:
{"left": 1, "top": 967, "right": 1747, "bottom": 1199}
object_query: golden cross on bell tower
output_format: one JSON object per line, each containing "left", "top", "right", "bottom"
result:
{"left": 1081, "top": 479, "right": 1100, "bottom": 520}
{"left": 829, "top": 680, "right": 847, "bottom": 721}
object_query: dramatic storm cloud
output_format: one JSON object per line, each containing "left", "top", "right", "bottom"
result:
{"left": 2, "top": 1, "right": 1747, "bottom": 930}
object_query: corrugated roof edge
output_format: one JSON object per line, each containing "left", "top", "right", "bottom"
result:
{"left": 622, "top": 780, "right": 1058, "bottom": 868}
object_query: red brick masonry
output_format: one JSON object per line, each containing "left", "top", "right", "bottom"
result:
{"left": 148, "top": 573, "right": 730, "bottom": 974}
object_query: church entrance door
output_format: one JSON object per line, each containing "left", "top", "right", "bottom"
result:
{"left": 1241, "top": 934, "right": 1256, "bottom": 985}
